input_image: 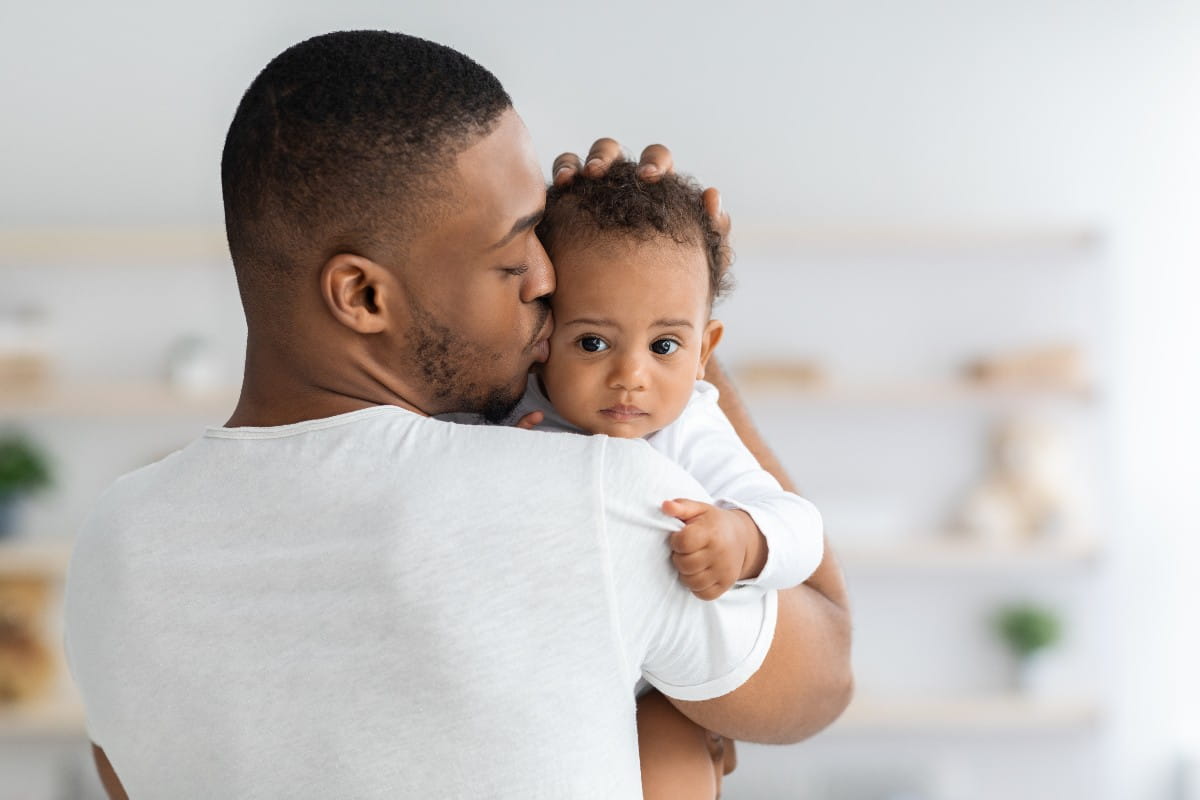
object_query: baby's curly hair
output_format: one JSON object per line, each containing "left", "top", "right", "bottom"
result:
{"left": 537, "top": 160, "right": 733, "bottom": 304}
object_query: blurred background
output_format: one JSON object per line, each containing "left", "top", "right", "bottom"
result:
{"left": 1, "top": 1, "right": 1197, "bottom": 798}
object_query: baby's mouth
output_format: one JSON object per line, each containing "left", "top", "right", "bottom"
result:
{"left": 599, "top": 404, "right": 649, "bottom": 422}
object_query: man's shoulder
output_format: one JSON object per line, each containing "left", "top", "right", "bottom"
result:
{"left": 597, "top": 436, "right": 711, "bottom": 520}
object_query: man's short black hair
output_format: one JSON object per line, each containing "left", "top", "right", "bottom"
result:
{"left": 536, "top": 160, "right": 733, "bottom": 304}
{"left": 221, "top": 30, "right": 511, "bottom": 305}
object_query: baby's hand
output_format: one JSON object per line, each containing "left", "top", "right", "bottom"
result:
{"left": 661, "top": 499, "right": 767, "bottom": 601}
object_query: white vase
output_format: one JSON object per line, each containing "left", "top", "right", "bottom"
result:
{"left": 1011, "top": 651, "right": 1052, "bottom": 696}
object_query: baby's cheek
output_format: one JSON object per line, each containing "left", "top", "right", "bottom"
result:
{"left": 539, "top": 351, "right": 569, "bottom": 397}
{"left": 665, "top": 374, "right": 699, "bottom": 412}
{"left": 540, "top": 358, "right": 591, "bottom": 423}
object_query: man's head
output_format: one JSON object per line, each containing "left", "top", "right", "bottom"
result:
{"left": 222, "top": 31, "right": 552, "bottom": 421}
{"left": 535, "top": 161, "right": 731, "bottom": 438}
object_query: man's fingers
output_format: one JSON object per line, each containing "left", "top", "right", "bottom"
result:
{"left": 701, "top": 187, "right": 732, "bottom": 238}
{"left": 701, "top": 186, "right": 734, "bottom": 274}
{"left": 662, "top": 497, "right": 710, "bottom": 522}
{"left": 555, "top": 141, "right": 676, "bottom": 184}
{"left": 583, "top": 138, "right": 623, "bottom": 177}
{"left": 637, "top": 144, "right": 674, "bottom": 181}
{"left": 514, "top": 411, "right": 544, "bottom": 430}
{"left": 552, "top": 152, "right": 584, "bottom": 187}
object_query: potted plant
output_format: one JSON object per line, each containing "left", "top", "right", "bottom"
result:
{"left": 994, "top": 602, "right": 1062, "bottom": 693}
{"left": 0, "top": 434, "right": 51, "bottom": 538}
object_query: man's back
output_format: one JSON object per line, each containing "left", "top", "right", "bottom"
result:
{"left": 64, "top": 406, "right": 776, "bottom": 798}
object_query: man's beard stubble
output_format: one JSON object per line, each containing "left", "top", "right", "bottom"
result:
{"left": 406, "top": 297, "right": 548, "bottom": 423}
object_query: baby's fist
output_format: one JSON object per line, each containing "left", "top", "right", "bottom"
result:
{"left": 662, "top": 499, "right": 760, "bottom": 601}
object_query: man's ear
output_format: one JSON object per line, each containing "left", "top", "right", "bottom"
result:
{"left": 319, "top": 254, "right": 394, "bottom": 334}
{"left": 697, "top": 319, "right": 725, "bottom": 380}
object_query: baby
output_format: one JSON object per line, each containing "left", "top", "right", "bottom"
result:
{"left": 510, "top": 159, "right": 825, "bottom": 602}
{"left": 449, "top": 159, "right": 826, "bottom": 798}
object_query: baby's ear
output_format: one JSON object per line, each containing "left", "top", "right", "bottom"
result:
{"left": 697, "top": 319, "right": 725, "bottom": 380}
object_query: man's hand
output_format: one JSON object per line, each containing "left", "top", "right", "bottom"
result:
{"left": 551, "top": 139, "right": 674, "bottom": 186}
{"left": 662, "top": 499, "right": 768, "bottom": 601}
{"left": 513, "top": 410, "right": 544, "bottom": 430}
{"left": 549, "top": 140, "right": 731, "bottom": 269}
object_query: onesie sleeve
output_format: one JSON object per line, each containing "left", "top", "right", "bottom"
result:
{"left": 649, "top": 381, "right": 825, "bottom": 591}
{"left": 599, "top": 437, "right": 778, "bottom": 702}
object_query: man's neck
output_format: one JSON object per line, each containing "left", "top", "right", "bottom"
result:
{"left": 223, "top": 341, "right": 425, "bottom": 428}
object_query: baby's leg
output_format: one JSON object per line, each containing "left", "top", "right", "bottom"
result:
{"left": 637, "top": 689, "right": 736, "bottom": 799}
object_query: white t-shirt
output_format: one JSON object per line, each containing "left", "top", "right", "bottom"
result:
{"left": 63, "top": 406, "right": 776, "bottom": 799}
{"left": 504, "top": 377, "right": 825, "bottom": 591}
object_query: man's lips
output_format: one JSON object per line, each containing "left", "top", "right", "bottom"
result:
{"left": 528, "top": 310, "right": 553, "bottom": 363}
{"left": 600, "top": 404, "right": 649, "bottom": 422}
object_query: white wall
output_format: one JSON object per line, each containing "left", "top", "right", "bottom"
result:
{"left": 4, "top": 2, "right": 1198, "bottom": 797}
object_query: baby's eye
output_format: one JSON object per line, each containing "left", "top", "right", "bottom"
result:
{"left": 650, "top": 339, "right": 680, "bottom": 356}
{"left": 579, "top": 336, "right": 609, "bottom": 353}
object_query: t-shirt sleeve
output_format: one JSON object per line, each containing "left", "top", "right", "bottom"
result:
{"left": 651, "top": 381, "right": 825, "bottom": 591}
{"left": 599, "top": 436, "right": 778, "bottom": 702}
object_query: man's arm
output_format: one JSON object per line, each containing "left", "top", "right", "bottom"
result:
{"left": 92, "top": 744, "right": 129, "bottom": 799}
{"left": 670, "top": 359, "right": 853, "bottom": 743}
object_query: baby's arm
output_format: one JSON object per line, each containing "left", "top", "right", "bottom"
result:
{"left": 651, "top": 382, "right": 825, "bottom": 596}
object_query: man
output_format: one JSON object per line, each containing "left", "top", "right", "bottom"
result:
{"left": 64, "top": 30, "right": 851, "bottom": 798}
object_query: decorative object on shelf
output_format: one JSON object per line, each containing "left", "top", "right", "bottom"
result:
{"left": 0, "top": 305, "right": 51, "bottom": 389}
{"left": 993, "top": 602, "right": 1062, "bottom": 693}
{"left": 0, "top": 575, "right": 55, "bottom": 704}
{"left": 0, "top": 433, "right": 52, "bottom": 538}
{"left": 953, "top": 417, "right": 1084, "bottom": 545}
{"left": 164, "top": 334, "right": 225, "bottom": 394}
{"left": 963, "top": 343, "right": 1087, "bottom": 391}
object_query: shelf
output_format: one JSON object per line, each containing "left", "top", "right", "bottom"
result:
{"left": 0, "top": 381, "right": 238, "bottom": 418}
{"left": 0, "top": 693, "right": 1098, "bottom": 740}
{"left": 731, "top": 223, "right": 1101, "bottom": 253}
{"left": 836, "top": 537, "right": 1100, "bottom": 572}
{"left": 0, "top": 226, "right": 228, "bottom": 266}
{"left": 831, "top": 694, "right": 1100, "bottom": 733}
{"left": 736, "top": 377, "right": 1096, "bottom": 408}
{"left": 0, "top": 224, "right": 1102, "bottom": 265}
{"left": 0, "top": 538, "right": 74, "bottom": 576}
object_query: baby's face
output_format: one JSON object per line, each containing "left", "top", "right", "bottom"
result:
{"left": 541, "top": 236, "right": 722, "bottom": 439}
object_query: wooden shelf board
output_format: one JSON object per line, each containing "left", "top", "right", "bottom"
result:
{"left": 1, "top": 535, "right": 1098, "bottom": 577}
{"left": 0, "top": 693, "right": 1099, "bottom": 740}
{"left": 0, "top": 226, "right": 228, "bottom": 265}
{"left": 0, "top": 538, "right": 74, "bottom": 576}
{"left": 0, "top": 382, "right": 238, "bottom": 417}
{"left": 831, "top": 694, "right": 1100, "bottom": 733}
{"left": 0, "top": 377, "right": 1095, "bottom": 418}
{"left": 837, "top": 537, "right": 1100, "bottom": 571}
{"left": 1, "top": 224, "right": 1100, "bottom": 263}
{"left": 737, "top": 377, "right": 1096, "bottom": 407}
{"left": 732, "top": 223, "right": 1101, "bottom": 252}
